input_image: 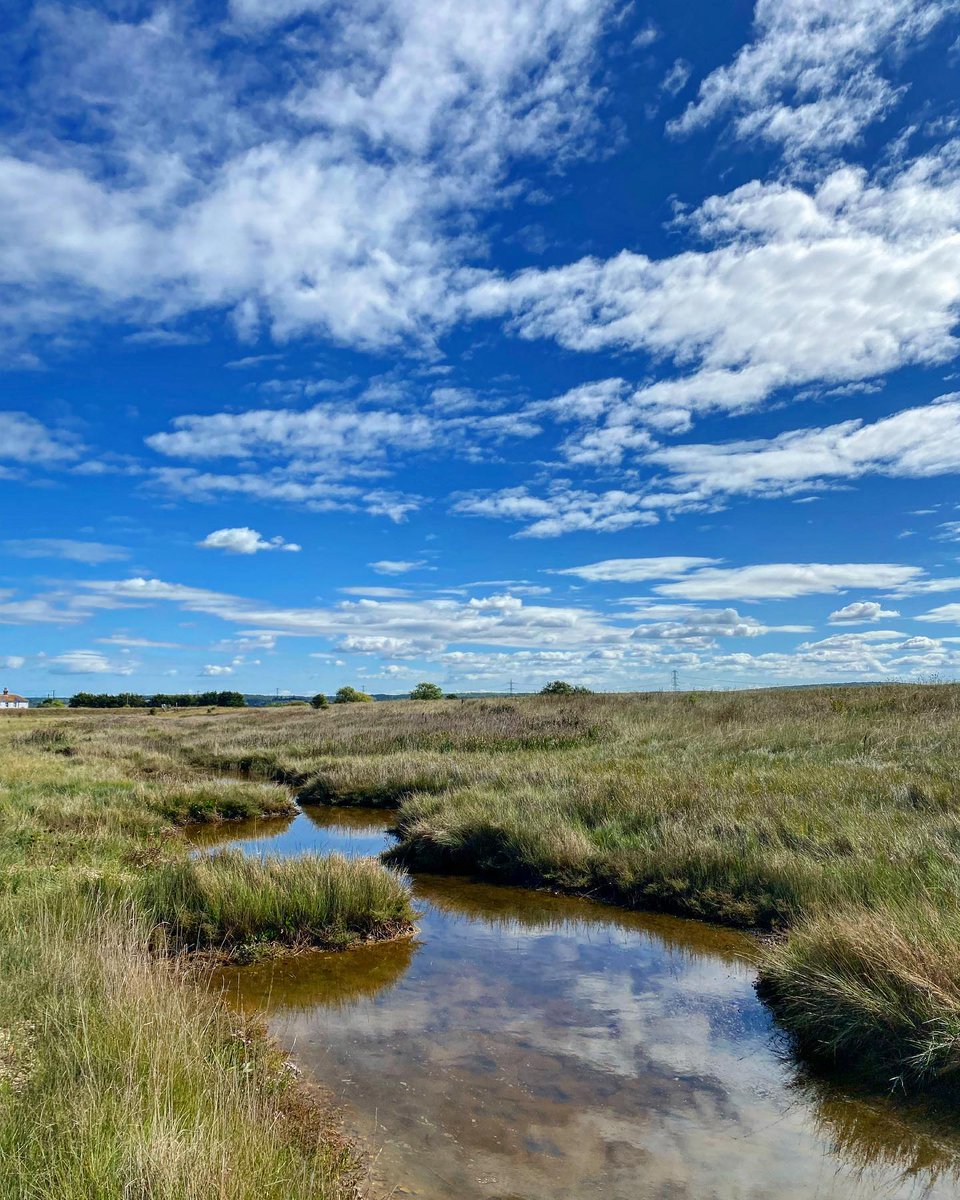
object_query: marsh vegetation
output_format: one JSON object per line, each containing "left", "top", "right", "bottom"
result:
{"left": 4, "top": 683, "right": 960, "bottom": 1195}
{"left": 0, "top": 711, "right": 411, "bottom": 1199}
{"left": 22, "top": 684, "right": 957, "bottom": 1089}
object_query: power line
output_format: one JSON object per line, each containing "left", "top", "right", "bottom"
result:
{"left": 671, "top": 669, "right": 679, "bottom": 693}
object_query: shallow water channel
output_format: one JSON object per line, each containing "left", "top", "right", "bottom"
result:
{"left": 191, "top": 806, "right": 960, "bottom": 1200}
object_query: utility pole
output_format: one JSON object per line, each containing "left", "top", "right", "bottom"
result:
{"left": 508, "top": 678, "right": 514, "bottom": 697}
{"left": 671, "top": 669, "right": 679, "bottom": 693}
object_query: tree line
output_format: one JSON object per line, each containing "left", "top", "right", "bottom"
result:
{"left": 68, "top": 691, "right": 247, "bottom": 708}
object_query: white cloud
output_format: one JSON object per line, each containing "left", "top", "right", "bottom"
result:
{"left": 888, "top": 576, "right": 960, "bottom": 596}
{"left": 916, "top": 603, "right": 960, "bottom": 621}
{"left": 670, "top": 0, "right": 958, "bottom": 159}
{"left": 661, "top": 59, "right": 691, "bottom": 97}
{"left": 654, "top": 563, "right": 923, "bottom": 601}
{"left": 369, "top": 559, "right": 429, "bottom": 575}
{"left": 0, "top": 656, "right": 26, "bottom": 670}
{"left": 646, "top": 396, "right": 960, "bottom": 502}
{"left": 7, "top": 568, "right": 960, "bottom": 688}
{"left": 3, "top": 539, "right": 129, "bottom": 565}
{"left": 464, "top": 147, "right": 960, "bottom": 445}
{"left": 149, "top": 405, "right": 436, "bottom": 466}
{"left": 0, "top": 0, "right": 612, "bottom": 355}
{"left": 553, "top": 557, "right": 719, "bottom": 582}
{"left": 150, "top": 467, "right": 424, "bottom": 522}
{"left": 48, "top": 649, "right": 136, "bottom": 676}
{"left": 632, "top": 607, "right": 812, "bottom": 640}
{"left": 198, "top": 527, "right": 301, "bottom": 555}
{"left": 828, "top": 600, "right": 901, "bottom": 623}
{"left": 0, "top": 413, "right": 80, "bottom": 464}
{"left": 200, "top": 664, "right": 234, "bottom": 676}
{"left": 453, "top": 485, "right": 661, "bottom": 537}
{"left": 340, "top": 586, "right": 412, "bottom": 598}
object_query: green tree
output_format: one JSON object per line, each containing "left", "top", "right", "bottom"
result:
{"left": 334, "top": 686, "right": 373, "bottom": 704}
{"left": 39, "top": 698, "right": 65, "bottom": 708}
{"left": 410, "top": 681, "right": 444, "bottom": 700}
{"left": 540, "top": 680, "right": 593, "bottom": 696}
{"left": 310, "top": 693, "right": 329, "bottom": 709}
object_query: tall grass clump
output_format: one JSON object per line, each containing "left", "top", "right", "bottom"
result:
{"left": 127, "top": 851, "right": 413, "bottom": 955}
{"left": 759, "top": 894, "right": 960, "bottom": 1085}
{"left": 0, "top": 891, "right": 360, "bottom": 1200}
{"left": 149, "top": 778, "right": 296, "bottom": 825}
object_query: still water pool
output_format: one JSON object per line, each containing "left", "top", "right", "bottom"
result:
{"left": 193, "top": 806, "right": 960, "bottom": 1200}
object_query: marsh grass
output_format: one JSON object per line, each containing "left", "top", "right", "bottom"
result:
{"left": 151, "top": 778, "right": 297, "bottom": 825}
{"left": 47, "top": 684, "right": 955, "bottom": 1089}
{"left": 0, "top": 891, "right": 360, "bottom": 1200}
{"left": 125, "top": 850, "right": 412, "bottom": 955}
{"left": 7, "top": 688, "right": 960, "bottom": 1090}
{"left": 0, "top": 711, "right": 415, "bottom": 1198}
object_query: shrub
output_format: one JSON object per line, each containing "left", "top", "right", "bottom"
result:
{"left": 540, "top": 680, "right": 593, "bottom": 696}
{"left": 334, "top": 686, "right": 373, "bottom": 704}
{"left": 410, "top": 682, "right": 444, "bottom": 701}
{"left": 310, "top": 693, "right": 329, "bottom": 709}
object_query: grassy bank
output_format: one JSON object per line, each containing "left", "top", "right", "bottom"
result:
{"left": 0, "top": 715, "right": 413, "bottom": 1198}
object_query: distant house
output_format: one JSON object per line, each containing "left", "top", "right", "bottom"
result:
{"left": 0, "top": 688, "right": 28, "bottom": 709}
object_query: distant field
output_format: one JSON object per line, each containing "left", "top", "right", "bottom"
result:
{"left": 3, "top": 682, "right": 960, "bottom": 1192}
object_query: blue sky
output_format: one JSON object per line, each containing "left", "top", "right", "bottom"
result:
{"left": 4, "top": 0, "right": 960, "bottom": 696}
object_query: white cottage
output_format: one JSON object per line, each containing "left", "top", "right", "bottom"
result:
{"left": 0, "top": 688, "right": 28, "bottom": 709}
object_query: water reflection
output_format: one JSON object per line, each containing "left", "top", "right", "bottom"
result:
{"left": 206, "top": 807, "right": 960, "bottom": 1199}
{"left": 184, "top": 804, "right": 393, "bottom": 859}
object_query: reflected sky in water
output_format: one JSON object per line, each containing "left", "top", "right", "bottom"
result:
{"left": 207, "top": 807, "right": 960, "bottom": 1200}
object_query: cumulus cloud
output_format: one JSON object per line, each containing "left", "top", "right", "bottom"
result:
{"left": 0, "top": 413, "right": 80, "bottom": 464}
{"left": 632, "top": 606, "right": 812, "bottom": 640}
{"left": 0, "top": 0, "right": 612, "bottom": 355}
{"left": 149, "top": 405, "right": 436, "bottom": 466}
{"left": 198, "top": 527, "right": 301, "bottom": 555}
{"left": 453, "top": 485, "right": 661, "bottom": 537}
{"left": 646, "top": 396, "right": 960, "bottom": 502}
{"left": 148, "top": 466, "right": 425, "bottom": 523}
{"left": 369, "top": 560, "right": 429, "bottom": 575}
{"left": 3, "top": 539, "right": 129, "bottom": 564}
{"left": 552, "top": 557, "right": 719, "bottom": 582}
{"left": 200, "top": 664, "right": 233, "bottom": 676}
{"left": 48, "top": 649, "right": 136, "bottom": 675}
{"left": 0, "top": 656, "right": 26, "bottom": 670}
{"left": 653, "top": 562, "right": 923, "bottom": 601}
{"left": 465, "top": 147, "right": 960, "bottom": 445}
{"left": 828, "top": 600, "right": 901, "bottom": 623}
{"left": 670, "top": 0, "right": 958, "bottom": 159}
{"left": 3, "top": 567, "right": 959, "bottom": 688}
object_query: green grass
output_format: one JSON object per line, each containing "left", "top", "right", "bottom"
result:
{"left": 0, "top": 890, "right": 361, "bottom": 1200}
{"left": 0, "top": 714, "right": 415, "bottom": 1199}
{"left": 44, "top": 684, "right": 954, "bottom": 1090}
{"left": 151, "top": 778, "right": 297, "bottom": 825}
{"left": 127, "top": 850, "right": 412, "bottom": 955}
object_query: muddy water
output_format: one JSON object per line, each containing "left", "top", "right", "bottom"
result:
{"left": 196, "top": 806, "right": 960, "bottom": 1200}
